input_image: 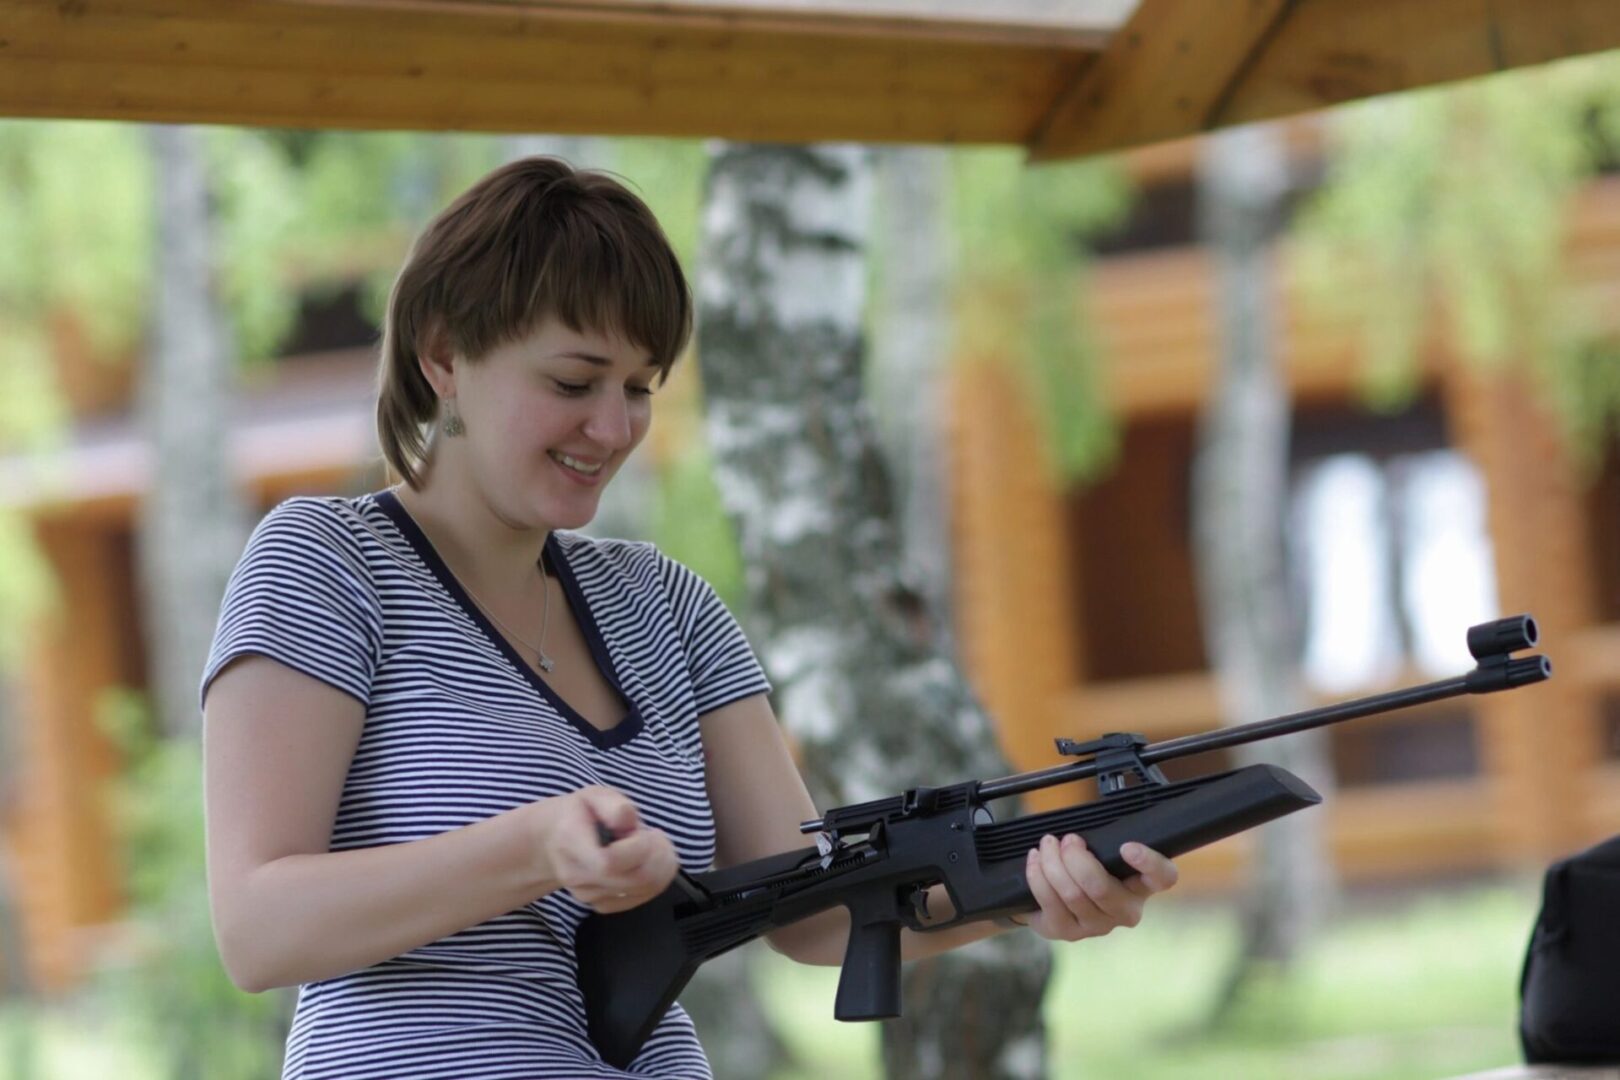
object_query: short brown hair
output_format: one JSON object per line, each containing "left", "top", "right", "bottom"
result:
{"left": 375, "top": 156, "right": 692, "bottom": 489}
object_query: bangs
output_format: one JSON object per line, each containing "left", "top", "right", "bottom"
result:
{"left": 506, "top": 188, "right": 690, "bottom": 379}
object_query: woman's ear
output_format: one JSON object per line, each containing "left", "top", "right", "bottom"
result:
{"left": 416, "top": 317, "right": 459, "bottom": 398}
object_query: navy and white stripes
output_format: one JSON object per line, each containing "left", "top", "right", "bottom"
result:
{"left": 200, "top": 488, "right": 772, "bottom": 1079}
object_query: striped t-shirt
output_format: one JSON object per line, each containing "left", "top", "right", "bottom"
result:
{"left": 199, "top": 487, "right": 772, "bottom": 1079}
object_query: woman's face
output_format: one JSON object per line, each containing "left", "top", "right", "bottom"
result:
{"left": 453, "top": 315, "right": 659, "bottom": 531}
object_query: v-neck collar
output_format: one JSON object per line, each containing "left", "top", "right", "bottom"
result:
{"left": 373, "top": 489, "right": 644, "bottom": 750}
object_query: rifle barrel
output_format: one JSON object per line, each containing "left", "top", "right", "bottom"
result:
{"left": 976, "top": 673, "right": 1473, "bottom": 802}
{"left": 805, "top": 615, "right": 1549, "bottom": 827}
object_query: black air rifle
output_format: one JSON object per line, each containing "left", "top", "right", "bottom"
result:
{"left": 576, "top": 614, "right": 1551, "bottom": 1068}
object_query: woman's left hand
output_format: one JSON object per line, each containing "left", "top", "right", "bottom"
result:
{"left": 1021, "top": 834, "right": 1178, "bottom": 942}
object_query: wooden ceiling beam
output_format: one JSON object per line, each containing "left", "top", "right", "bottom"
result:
{"left": 0, "top": 0, "right": 1091, "bottom": 142}
{"left": 312, "top": 0, "right": 1123, "bottom": 49}
{"left": 1031, "top": 0, "right": 1620, "bottom": 161}
{"left": 1219, "top": 0, "right": 1620, "bottom": 128}
{"left": 1027, "top": 0, "right": 1295, "bottom": 162}
{"left": 0, "top": 55, "right": 1047, "bottom": 142}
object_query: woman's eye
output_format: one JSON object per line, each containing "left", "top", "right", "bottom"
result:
{"left": 552, "top": 380, "right": 590, "bottom": 396}
{"left": 627, "top": 385, "right": 654, "bottom": 399}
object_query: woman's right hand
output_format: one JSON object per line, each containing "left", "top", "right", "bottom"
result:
{"left": 527, "top": 785, "right": 680, "bottom": 914}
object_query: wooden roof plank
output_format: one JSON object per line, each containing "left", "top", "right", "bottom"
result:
{"left": 311, "top": 0, "right": 1125, "bottom": 48}
{"left": 1031, "top": 0, "right": 1620, "bottom": 160}
{"left": 1, "top": 4, "right": 1072, "bottom": 103}
{"left": 0, "top": 0, "right": 1087, "bottom": 141}
{"left": 0, "top": 55, "right": 1050, "bottom": 142}
{"left": 1027, "top": 0, "right": 1294, "bottom": 161}
{"left": 1218, "top": 0, "right": 1620, "bottom": 128}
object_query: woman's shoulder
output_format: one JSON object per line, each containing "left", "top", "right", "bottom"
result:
{"left": 243, "top": 492, "right": 390, "bottom": 576}
{"left": 553, "top": 530, "right": 663, "bottom": 584}
{"left": 556, "top": 532, "right": 732, "bottom": 605}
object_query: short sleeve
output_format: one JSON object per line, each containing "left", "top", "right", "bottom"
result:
{"left": 656, "top": 553, "right": 772, "bottom": 717}
{"left": 199, "top": 498, "right": 384, "bottom": 713}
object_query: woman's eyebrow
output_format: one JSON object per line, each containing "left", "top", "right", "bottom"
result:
{"left": 546, "top": 351, "right": 659, "bottom": 367}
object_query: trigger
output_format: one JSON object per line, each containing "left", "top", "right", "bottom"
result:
{"left": 909, "top": 887, "right": 931, "bottom": 924}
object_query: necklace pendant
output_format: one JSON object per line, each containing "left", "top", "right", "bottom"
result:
{"left": 538, "top": 653, "right": 556, "bottom": 674}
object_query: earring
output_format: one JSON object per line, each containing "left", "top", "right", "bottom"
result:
{"left": 442, "top": 400, "right": 465, "bottom": 438}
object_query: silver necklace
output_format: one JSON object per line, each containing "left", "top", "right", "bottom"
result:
{"left": 397, "top": 495, "right": 557, "bottom": 673}
{"left": 461, "top": 559, "right": 557, "bottom": 674}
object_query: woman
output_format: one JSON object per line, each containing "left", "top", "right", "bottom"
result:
{"left": 200, "top": 156, "right": 1179, "bottom": 1079}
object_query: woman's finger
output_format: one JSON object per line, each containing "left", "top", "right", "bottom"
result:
{"left": 1024, "top": 847, "right": 1069, "bottom": 933}
{"left": 595, "top": 830, "right": 680, "bottom": 894}
{"left": 1036, "top": 835, "right": 1115, "bottom": 938}
{"left": 1057, "top": 835, "right": 1142, "bottom": 928}
{"left": 579, "top": 785, "right": 641, "bottom": 838}
{"left": 1119, "top": 842, "right": 1179, "bottom": 893}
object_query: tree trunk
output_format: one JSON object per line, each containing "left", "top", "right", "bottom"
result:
{"left": 870, "top": 145, "right": 955, "bottom": 627}
{"left": 136, "top": 125, "right": 253, "bottom": 740}
{"left": 1192, "top": 124, "right": 1335, "bottom": 1018}
{"left": 697, "top": 141, "right": 1052, "bottom": 1080}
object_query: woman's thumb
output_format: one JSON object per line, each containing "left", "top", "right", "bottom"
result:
{"left": 582, "top": 786, "right": 639, "bottom": 839}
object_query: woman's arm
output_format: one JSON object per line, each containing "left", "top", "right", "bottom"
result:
{"left": 204, "top": 655, "right": 675, "bottom": 992}
{"left": 698, "top": 692, "right": 972, "bottom": 965}
{"left": 700, "top": 693, "right": 1178, "bottom": 966}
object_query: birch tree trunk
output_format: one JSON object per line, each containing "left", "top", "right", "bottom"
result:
{"left": 136, "top": 125, "right": 253, "bottom": 740}
{"left": 697, "top": 141, "right": 1051, "bottom": 1080}
{"left": 870, "top": 146, "right": 954, "bottom": 626}
{"left": 1191, "top": 124, "right": 1335, "bottom": 1015}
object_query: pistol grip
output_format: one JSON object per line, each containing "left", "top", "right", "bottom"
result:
{"left": 833, "top": 915, "right": 902, "bottom": 1021}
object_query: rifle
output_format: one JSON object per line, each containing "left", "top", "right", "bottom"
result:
{"left": 575, "top": 614, "right": 1550, "bottom": 1068}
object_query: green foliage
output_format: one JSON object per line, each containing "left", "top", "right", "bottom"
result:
{"left": 759, "top": 882, "right": 1540, "bottom": 1080}
{"left": 0, "top": 122, "right": 148, "bottom": 673}
{"left": 614, "top": 139, "right": 710, "bottom": 272}
{"left": 205, "top": 129, "right": 513, "bottom": 363}
{"left": 650, "top": 439, "right": 748, "bottom": 613}
{"left": 1292, "top": 51, "right": 1620, "bottom": 459}
{"left": 0, "top": 121, "right": 152, "bottom": 360}
{"left": 200, "top": 128, "right": 306, "bottom": 367}
{"left": 948, "top": 147, "right": 1134, "bottom": 483}
{"left": 0, "top": 509, "right": 60, "bottom": 674}
{"left": 87, "top": 688, "right": 288, "bottom": 1080}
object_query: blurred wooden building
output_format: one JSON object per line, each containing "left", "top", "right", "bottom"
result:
{"left": 952, "top": 132, "right": 1620, "bottom": 887}
{"left": 6, "top": 129, "right": 1620, "bottom": 993}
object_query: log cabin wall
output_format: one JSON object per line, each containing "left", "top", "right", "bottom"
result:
{"left": 4, "top": 521, "right": 143, "bottom": 992}
{"left": 952, "top": 166, "right": 1620, "bottom": 888}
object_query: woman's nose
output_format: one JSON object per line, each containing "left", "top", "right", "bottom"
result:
{"left": 583, "top": 393, "right": 633, "bottom": 449}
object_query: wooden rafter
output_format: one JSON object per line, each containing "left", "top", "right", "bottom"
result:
{"left": 1031, "top": 0, "right": 1620, "bottom": 160}
{"left": 1028, "top": 0, "right": 1295, "bottom": 161}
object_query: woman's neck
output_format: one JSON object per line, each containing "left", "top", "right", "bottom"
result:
{"left": 391, "top": 479, "right": 551, "bottom": 600}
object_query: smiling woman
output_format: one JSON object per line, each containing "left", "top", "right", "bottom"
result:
{"left": 197, "top": 154, "right": 1178, "bottom": 1080}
